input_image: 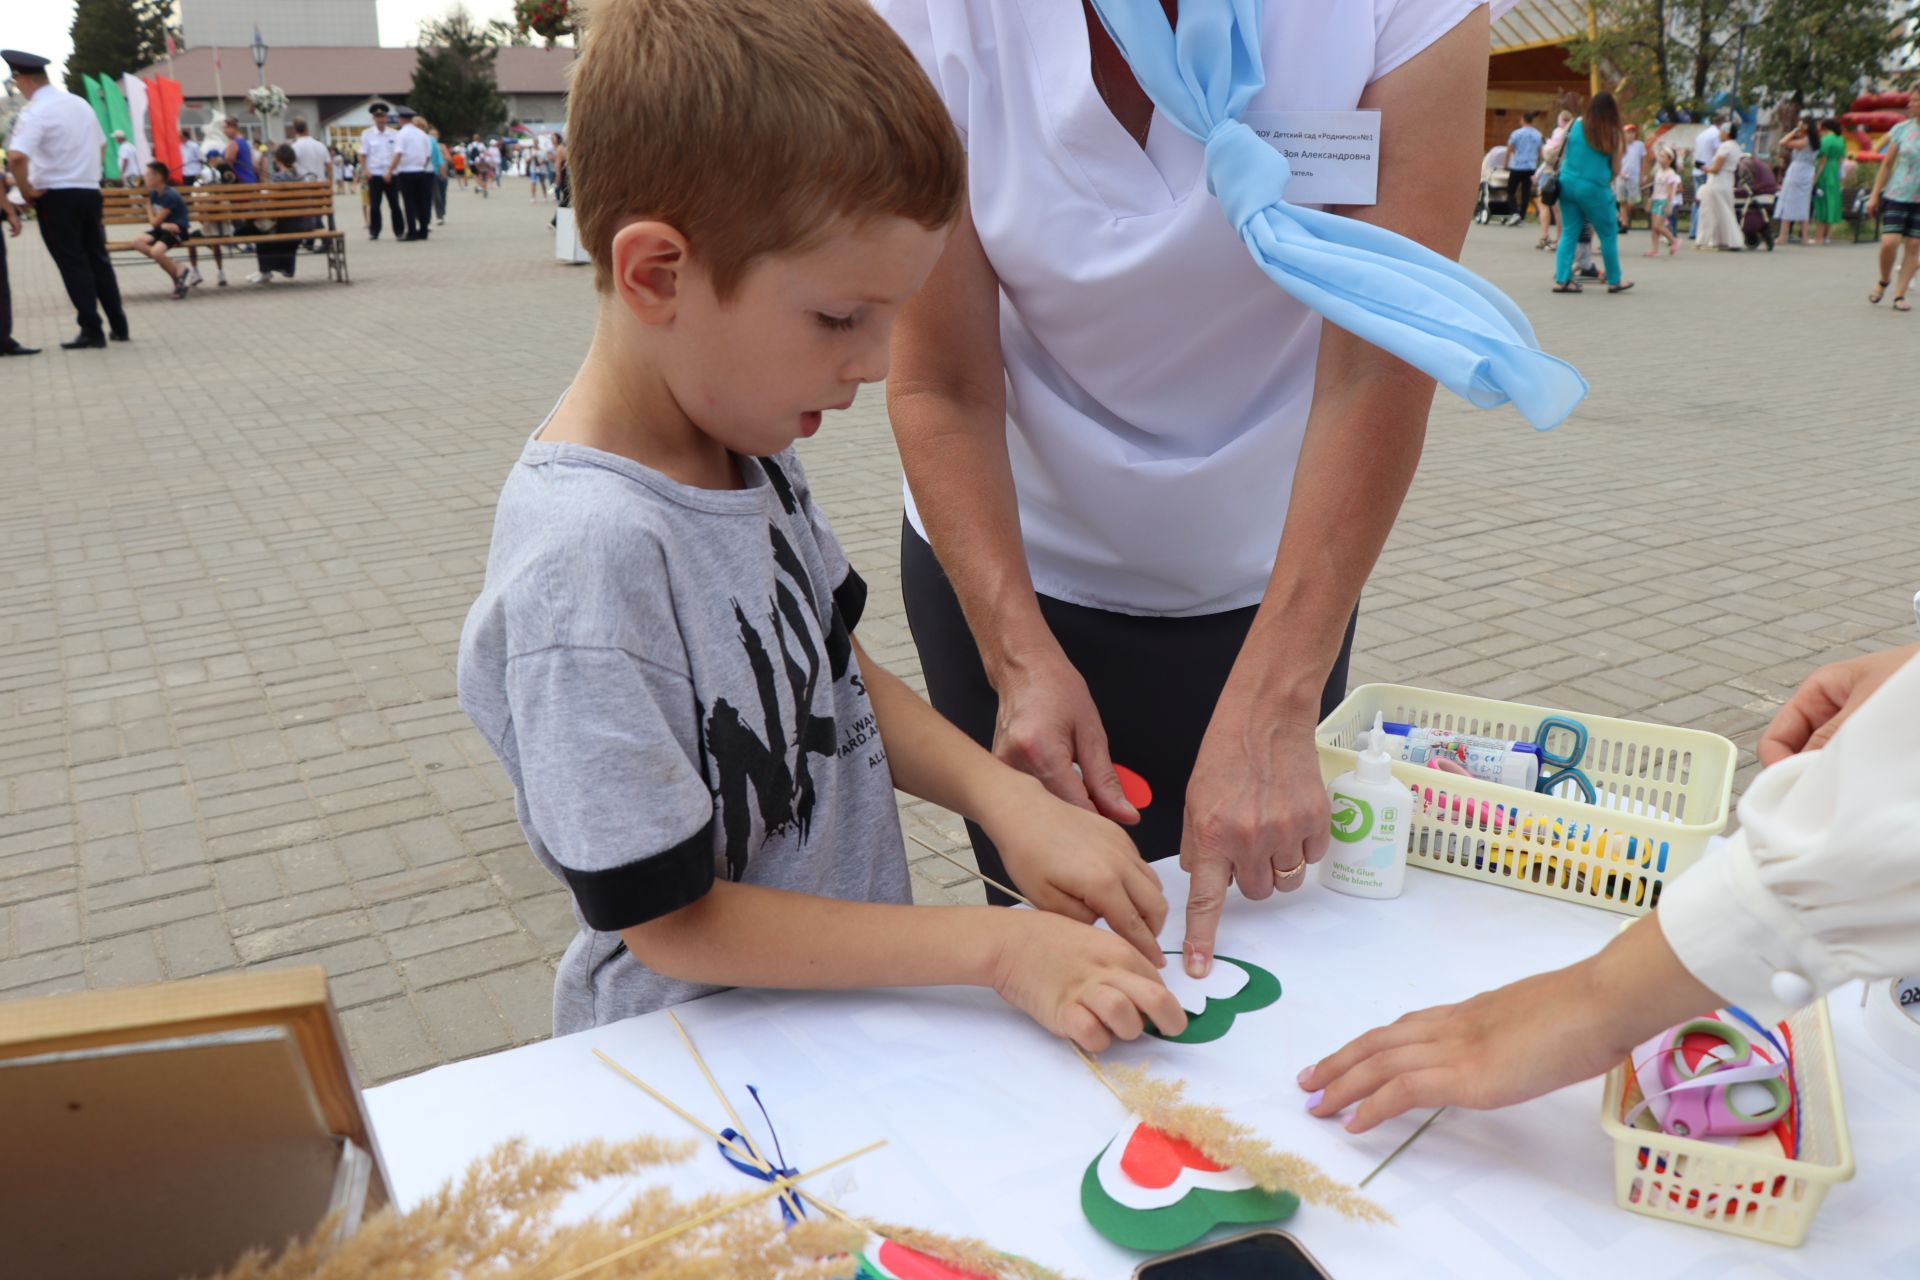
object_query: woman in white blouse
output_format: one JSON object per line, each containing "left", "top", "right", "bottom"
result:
{"left": 1303, "top": 642, "right": 1920, "bottom": 1130}
{"left": 879, "top": 1, "right": 1498, "bottom": 982}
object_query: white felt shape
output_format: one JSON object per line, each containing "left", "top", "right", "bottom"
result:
{"left": 1157, "top": 956, "right": 1250, "bottom": 1017}
{"left": 1095, "top": 1122, "right": 1256, "bottom": 1210}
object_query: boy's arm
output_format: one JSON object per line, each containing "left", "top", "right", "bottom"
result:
{"left": 851, "top": 637, "right": 1169, "bottom": 962}
{"left": 618, "top": 880, "right": 1185, "bottom": 1051}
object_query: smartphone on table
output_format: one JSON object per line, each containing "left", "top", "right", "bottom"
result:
{"left": 1132, "top": 1229, "right": 1334, "bottom": 1280}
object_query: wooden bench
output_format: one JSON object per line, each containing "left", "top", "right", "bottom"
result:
{"left": 102, "top": 182, "right": 350, "bottom": 284}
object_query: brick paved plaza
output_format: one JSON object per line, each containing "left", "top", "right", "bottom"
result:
{"left": 3, "top": 192, "right": 1916, "bottom": 1084}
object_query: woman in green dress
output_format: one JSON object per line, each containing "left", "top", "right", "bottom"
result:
{"left": 1811, "top": 118, "right": 1847, "bottom": 244}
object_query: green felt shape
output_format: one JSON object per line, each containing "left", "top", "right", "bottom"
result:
{"left": 1147, "top": 956, "right": 1281, "bottom": 1044}
{"left": 1079, "top": 1142, "right": 1299, "bottom": 1252}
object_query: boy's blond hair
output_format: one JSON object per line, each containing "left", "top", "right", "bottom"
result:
{"left": 567, "top": 0, "right": 965, "bottom": 296}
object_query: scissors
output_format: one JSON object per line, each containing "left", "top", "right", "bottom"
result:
{"left": 1532, "top": 714, "right": 1598, "bottom": 804}
{"left": 1628, "top": 1017, "right": 1792, "bottom": 1140}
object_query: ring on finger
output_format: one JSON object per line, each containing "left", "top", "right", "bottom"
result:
{"left": 1275, "top": 861, "right": 1307, "bottom": 884}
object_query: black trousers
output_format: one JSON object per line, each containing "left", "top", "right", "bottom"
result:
{"left": 1508, "top": 169, "right": 1535, "bottom": 219}
{"left": 37, "top": 188, "right": 126, "bottom": 340}
{"left": 399, "top": 172, "right": 432, "bottom": 239}
{"left": 1, "top": 226, "right": 12, "bottom": 349}
{"left": 366, "top": 175, "right": 403, "bottom": 238}
{"left": 901, "top": 522, "right": 1358, "bottom": 902}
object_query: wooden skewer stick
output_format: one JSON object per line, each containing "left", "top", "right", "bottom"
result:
{"left": 666, "top": 1010, "right": 802, "bottom": 1221}
{"left": 596, "top": 1045, "right": 859, "bottom": 1227}
{"left": 1357, "top": 1106, "right": 1446, "bottom": 1189}
{"left": 545, "top": 1139, "right": 885, "bottom": 1280}
{"left": 1071, "top": 1042, "right": 1128, "bottom": 1106}
{"left": 904, "top": 832, "right": 1036, "bottom": 908}
{"left": 591, "top": 1047, "right": 759, "bottom": 1169}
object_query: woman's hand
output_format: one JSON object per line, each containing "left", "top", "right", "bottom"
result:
{"left": 991, "top": 648, "right": 1140, "bottom": 825}
{"left": 981, "top": 772, "right": 1168, "bottom": 964}
{"left": 1299, "top": 913, "right": 1719, "bottom": 1132}
{"left": 986, "top": 909, "right": 1186, "bottom": 1052}
{"left": 1178, "top": 700, "right": 1328, "bottom": 978}
{"left": 1758, "top": 642, "right": 1920, "bottom": 765}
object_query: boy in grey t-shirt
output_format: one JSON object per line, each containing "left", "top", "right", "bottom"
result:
{"left": 453, "top": 0, "right": 1184, "bottom": 1052}
{"left": 460, "top": 438, "right": 909, "bottom": 1032}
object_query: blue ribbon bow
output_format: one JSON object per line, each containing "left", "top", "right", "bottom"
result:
{"left": 717, "top": 1084, "right": 808, "bottom": 1226}
{"left": 1088, "top": 0, "right": 1588, "bottom": 430}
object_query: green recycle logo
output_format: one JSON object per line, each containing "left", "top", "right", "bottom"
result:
{"left": 1329, "top": 792, "right": 1373, "bottom": 844}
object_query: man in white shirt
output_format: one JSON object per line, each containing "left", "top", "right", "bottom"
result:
{"left": 1691, "top": 113, "right": 1724, "bottom": 238}
{"left": 1615, "top": 123, "right": 1646, "bottom": 231}
{"left": 358, "top": 103, "right": 403, "bottom": 240}
{"left": 289, "top": 117, "right": 330, "bottom": 181}
{"left": 179, "top": 129, "right": 204, "bottom": 183}
{"left": 114, "top": 130, "right": 138, "bottom": 185}
{"left": 3, "top": 49, "right": 129, "bottom": 348}
{"left": 388, "top": 105, "right": 435, "bottom": 241}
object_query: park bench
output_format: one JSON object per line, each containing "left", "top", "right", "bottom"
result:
{"left": 102, "top": 181, "right": 350, "bottom": 284}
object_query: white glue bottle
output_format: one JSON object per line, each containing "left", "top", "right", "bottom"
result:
{"left": 1319, "top": 712, "right": 1412, "bottom": 899}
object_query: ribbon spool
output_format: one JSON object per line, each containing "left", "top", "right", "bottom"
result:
{"left": 1865, "top": 976, "right": 1920, "bottom": 1071}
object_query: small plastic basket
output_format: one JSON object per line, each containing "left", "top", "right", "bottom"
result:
{"left": 1315, "top": 685, "right": 1738, "bottom": 917}
{"left": 1598, "top": 998, "right": 1855, "bottom": 1246}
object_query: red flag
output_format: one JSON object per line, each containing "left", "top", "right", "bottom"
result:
{"left": 165, "top": 33, "right": 176, "bottom": 55}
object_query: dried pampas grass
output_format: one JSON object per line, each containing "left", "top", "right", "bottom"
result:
{"left": 203, "top": 1135, "right": 873, "bottom": 1280}
{"left": 858, "top": 1222, "right": 1074, "bottom": 1280}
{"left": 1104, "top": 1065, "right": 1392, "bottom": 1225}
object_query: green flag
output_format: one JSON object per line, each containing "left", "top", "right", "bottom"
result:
{"left": 102, "top": 75, "right": 134, "bottom": 182}
{"left": 84, "top": 74, "right": 119, "bottom": 181}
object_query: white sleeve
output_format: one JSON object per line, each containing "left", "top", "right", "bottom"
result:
{"left": 1658, "top": 652, "right": 1920, "bottom": 1022}
{"left": 871, "top": 0, "right": 974, "bottom": 147}
{"left": 1372, "top": 0, "right": 1502, "bottom": 82}
{"left": 7, "top": 107, "right": 43, "bottom": 160}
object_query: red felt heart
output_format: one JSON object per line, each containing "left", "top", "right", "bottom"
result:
{"left": 1113, "top": 763, "right": 1153, "bottom": 811}
{"left": 876, "top": 1239, "right": 992, "bottom": 1280}
{"left": 1119, "top": 1124, "right": 1228, "bottom": 1189}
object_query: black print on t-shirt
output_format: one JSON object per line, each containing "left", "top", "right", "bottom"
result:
{"left": 698, "top": 500, "right": 856, "bottom": 883}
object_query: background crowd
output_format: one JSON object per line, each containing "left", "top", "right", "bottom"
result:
{"left": 1483, "top": 90, "right": 1920, "bottom": 310}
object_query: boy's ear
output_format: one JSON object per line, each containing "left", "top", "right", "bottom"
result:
{"left": 610, "top": 220, "right": 690, "bottom": 325}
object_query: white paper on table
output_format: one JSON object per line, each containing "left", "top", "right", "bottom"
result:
{"left": 367, "top": 867, "right": 1911, "bottom": 1279}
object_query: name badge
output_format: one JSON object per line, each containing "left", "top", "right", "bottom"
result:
{"left": 1237, "top": 109, "right": 1382, "bottom": 206}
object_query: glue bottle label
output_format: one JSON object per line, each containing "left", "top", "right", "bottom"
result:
{"left": 1326, "top": 795, "right": 1402, "bottom": 887}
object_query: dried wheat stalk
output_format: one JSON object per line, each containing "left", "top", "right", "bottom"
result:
{"left": 200, "top": 1135, "right": 874, "bottom": 1280}
{"left": 1103, "top": 1064, "right": 1393, "bottom": 1225}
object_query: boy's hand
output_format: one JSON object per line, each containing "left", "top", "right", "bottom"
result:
{"left": 988, "top": 911, "right": 1187, "bottom": 1052}
{"left": 1757, "top": 642, "right": 1920, "bottom": 765}
{"left": 983, "top": 776, "right": 1169, "bottom": 965}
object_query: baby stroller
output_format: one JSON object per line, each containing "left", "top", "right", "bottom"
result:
{"left": 1475, "top": 166, "right": 1513, "bottom": 224}
{"left": 1736, "top": 155, "right": 1778, "bottom": 251}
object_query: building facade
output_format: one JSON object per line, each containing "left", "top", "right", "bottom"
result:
{"left": 182, "top": 0, "right": 380, "bottom": 51}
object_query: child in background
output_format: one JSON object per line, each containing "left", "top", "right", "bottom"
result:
{"left": 128, "top": 161, "right": 193, "bottom": 300}
{"left": 1648, "top": 148, "right": 1682, "bottom": 256}
{"left": 456, "top": 0, "right": 1183, "bottom": 1050}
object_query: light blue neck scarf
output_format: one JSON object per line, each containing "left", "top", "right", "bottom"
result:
{"left": 1088, "top": 0, "right": 1586, "bottom": 430}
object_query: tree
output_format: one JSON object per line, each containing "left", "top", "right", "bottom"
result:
{"left": 1745, "top": 0, "right": 1910, "bottom": 109}
{"left": 1567, "top": 0, "right": 1674, "bottom": 121}
{"left": 66, "top": 0, "right": 172, "bottom": 91}
{"left": 488, "top": 19, "right": 534, "bottom": 48}
{"left": 410, "top": 7, "right": 510, "bottom": 141}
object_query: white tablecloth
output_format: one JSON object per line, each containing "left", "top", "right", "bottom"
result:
{"left": 366, "top": 867, "right": 1920, "bottom": 1278}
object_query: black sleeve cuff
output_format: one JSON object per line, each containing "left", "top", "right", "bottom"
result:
{"left": 834, "top": 566, "right": 868, "bottom": 633}
{"left": 558, "top": 820, "right": 716, "bottom": 932}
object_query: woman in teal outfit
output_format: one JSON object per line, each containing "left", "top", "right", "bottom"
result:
{"left": 1811, "top": 118, "right": 1847, "bottom": 244}
{"left": 1551, "top": 93, "right": 1634, "bottom": 294}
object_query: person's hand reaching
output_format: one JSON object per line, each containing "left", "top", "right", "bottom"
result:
{"left": 1758, "top": 643, "right": 1920, "bottom": 766}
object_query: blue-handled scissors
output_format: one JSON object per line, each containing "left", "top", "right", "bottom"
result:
{"left": 1533, "top": 715, "right": 1598, "bottom": 804}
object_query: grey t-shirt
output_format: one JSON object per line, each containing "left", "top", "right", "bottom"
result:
{"left": 458, "top": 430, "right": 909, "bottom": 1034}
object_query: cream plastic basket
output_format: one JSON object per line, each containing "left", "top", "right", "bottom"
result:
{"left": 1598, "top": 993, "right": 1855, "bottom": 1246}
{"left": 1315, "top": 685, "right": 1738, "bottom": 916}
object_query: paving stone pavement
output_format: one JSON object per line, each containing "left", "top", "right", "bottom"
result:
{"left": 2, "top": 193, "right": 1916, "bottom": 1085}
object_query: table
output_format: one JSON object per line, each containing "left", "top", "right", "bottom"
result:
{"left": 367, "top": 866, "right": 1920, "bottom": 1278}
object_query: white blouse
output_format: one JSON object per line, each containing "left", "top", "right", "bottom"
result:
{"left": 879, "top": 0, "right": 1497, "bottom": 616}
{"left": 1660, "top": 650, "right": 1920, "bottom": 1022}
